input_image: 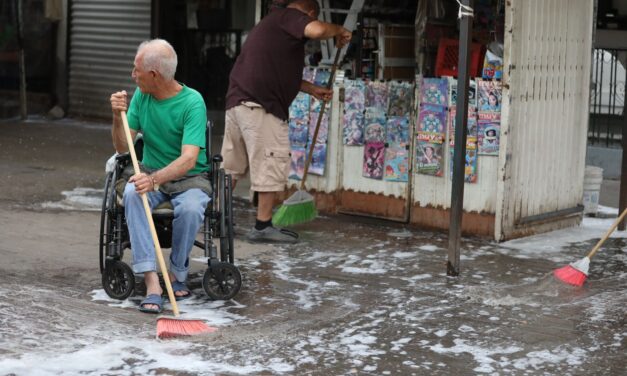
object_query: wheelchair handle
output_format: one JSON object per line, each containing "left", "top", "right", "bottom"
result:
{"left": 120, "top": 111, "right": 181, "bottom": 316}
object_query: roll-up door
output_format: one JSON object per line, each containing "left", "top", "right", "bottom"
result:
{"left": 68, "top": 0, "right": 151, "bottom": 118}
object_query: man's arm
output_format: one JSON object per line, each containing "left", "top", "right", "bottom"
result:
{"left": 300, "top": 80, "right": 332, "bottom": 101}
{"left": 149, "top": 145, "right": 200, "bottom": 187}
{"left": 304, "top": 20, "right": 351, "bottom": 48}
{"left": 131, "top": 145, "right": 200, "bottom": 194}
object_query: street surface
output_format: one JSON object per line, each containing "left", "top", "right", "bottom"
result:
{"left": 0, "top": 118, "right": 624, "bottom": 375}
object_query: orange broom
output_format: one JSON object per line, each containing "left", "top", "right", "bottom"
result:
{"left": 554, "top": 207, "right": 627, "bottom": 286}
{"left": 120, "top": 111, "right": 216, "bottom": 339}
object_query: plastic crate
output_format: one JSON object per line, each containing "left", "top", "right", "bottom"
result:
{"left": 435, "top": 38, "right": 486, "bottom": 78}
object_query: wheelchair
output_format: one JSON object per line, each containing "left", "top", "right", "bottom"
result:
{"left": 99, "top": 121, "right": 241, "bottom": 301}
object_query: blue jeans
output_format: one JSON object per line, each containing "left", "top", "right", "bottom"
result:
{"left": 123, "top": 183, "right": 210, "bottom": 282}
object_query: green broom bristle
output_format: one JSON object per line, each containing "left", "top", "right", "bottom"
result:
{"left": 273, "top": 196, "right": 317, "bottom": 227}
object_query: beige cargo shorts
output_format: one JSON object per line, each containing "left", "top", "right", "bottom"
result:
{"left": 221, "top": 102, "right": 291, "bottom": 192}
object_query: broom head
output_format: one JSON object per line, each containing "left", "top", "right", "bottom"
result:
{"left": 156, "top": 316, "right": 217, "bottom": 339}
{"left": 272, "top": 190, "right": 317, "bottom": 227}
{"left": 553, "top": 257, "right": 590, "bottom": 287}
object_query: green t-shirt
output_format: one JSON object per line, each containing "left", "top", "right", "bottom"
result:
{"left": 127, "top": 85, "right": 208, "bottom": 174}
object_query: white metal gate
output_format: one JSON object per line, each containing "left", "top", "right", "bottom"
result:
{"left": 496, "top": 0, "right": 595, "bottom": 240}
{"left": 68, "top": 0, "right": 151, "bottom": 118}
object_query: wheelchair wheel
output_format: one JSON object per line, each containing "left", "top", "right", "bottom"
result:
{"left": 102, "top": 260, "right": 135, "bottom": 300}
{"left": 202, "top": 262, "right": 241, "bottom": 301}
{"left": 99, "top": 171, "right": 114, "bottom": 273}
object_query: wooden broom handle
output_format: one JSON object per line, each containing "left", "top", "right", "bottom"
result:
{"left": 300, "top": 49, "right": 342, "bottom": 190}
{"left": 120, "top": 111, "right": 180, "bottom": 316}
{"left": 587, "top": 207, "right": 627, "bottom": 259}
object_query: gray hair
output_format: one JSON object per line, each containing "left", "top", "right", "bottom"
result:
{"left": 137, "top": 39, "right": 177, "bottom": 80}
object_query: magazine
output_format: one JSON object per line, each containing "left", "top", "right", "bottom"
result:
{"left": 343, "top": 110, "right": 365, "bottom": 146}
{"left": 415, "top": 139, "right": 444, "bottom": 176}
{"left": 364, "top": 107, "right": 387, "bottom": 142}
{"left": 448, "top": 107, "right": 478, "bottom": 142}
{"left": 418, "top": 104, "right": 447, "bottom": 134}
{"left": 477, "top": 121, "right": 500, "bottom": 155}
{"left": 385, "top": 116, "right": 410, "bottom": 146}
{"left": 384, "top": 144, "right": 409, "bottom": 182}
{"left": 366, "top": 80, "right": 389, "bottom": 110}
{"left": 449, "top": 137, "right": 478, "bottom": 183}
{"left": 288, "top": 119, "right": 309, "bottom": 148}
{"left": 363, "top": 141, "right": 385, "bottom": 179}
{"left": 447, "top": 77, "right": 477, "bottom": 109}
{"left": 344, "top": 79, "right": 366, "bottom": 112}
{"left": 289, "top": 147, "right": 306, "bottom": 180}
{"left": 309, "top": 143, "right": 327, "bottom": 176}
{"left": 477, "top": 79, "right": 502, "bottom": 113}
{"left": 420, "top": 77, "right": 448, "bottom": 106}
{"left": 387, "top": 80, "right": 414, "bottom": 117}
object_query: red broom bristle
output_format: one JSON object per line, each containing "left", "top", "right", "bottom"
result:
{"left": 553, "top": 265, "right": 587, "bottom": 287}
{"left": 156, "top": 318, "right": 216, "bottom": 339}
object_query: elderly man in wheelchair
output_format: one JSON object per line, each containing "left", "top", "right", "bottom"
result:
{"left": 104, "top": 38, "right": 240, "bottom": 314}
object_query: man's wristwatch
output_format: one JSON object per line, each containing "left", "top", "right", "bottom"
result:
{"left": 150, "top": 175, "right": 160, "bottom": 191}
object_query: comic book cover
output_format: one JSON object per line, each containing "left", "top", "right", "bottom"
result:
{"left": 289, "top": 119, "right": 309, "bottom": 148}
{"left": 387, "top": 80, "right": 414, "bottom": 116}
{"left": 364, "top": 107, "right": 387, "bottom": 142}
{"left": 309, "top": 143, "right": 327, "bottom": 176}
{"left": 477, "top": 121, "right": 500, "bottom": 155}
{"left": 447, "top": 77, "right": 477, "bottom": 109}
{"left": 448, "top": 107, "right": 478, "bottom": 143}
{"left": 344, "top": 79, "right": 366, "bottom": 112}
{"left": 477, "top": 79, "right": 502, "bottom": 113}
{"left": 303, "top": 66, "right": 316, "bottom": 82}
{"left": 289, "top": 92, "right": 310, "bottom": 123}
{"left": 366, "top": 80, "right": 389, "bottom": 110}
{"left": 449, "top": 138, "right": 478, "bottom": 183}
{"left": 289, "top": 147, "right": 306, "bottom": 180}
{"left": 309, "top": 93, "right": 331, "bottom": 145}
{"left": 384, "top": 144, "right": 409, "bottom": 182}
{"left": 420, "top": 78, "right": 448, "bottom": 106}
{"left": 343, "top": 110, "right": 364, "bottom": 146}
{"left": 313, "top": 69, "right": 331, "bottom": 87}
{"left": 418, "top": 104, "right": 447, "bottom": 134}
{"left": 385, "top": 116, "right": 410, "bottom": 146}
{"left": 308, "top": 109, "right": 329, "bottom": 145}
{"left": 363, "top": 141, "right": 385, "bottom": 179}
{"left": 415, "top": 139, "right": 444, "bottom": 176}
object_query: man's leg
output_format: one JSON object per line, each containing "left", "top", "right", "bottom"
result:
{"left": 169, "top": 188, "right": 210, "bottom": 292}
{"left": 257, "top": 191, "right": 275, "bottom": 221}
{"left": 123, "top": 182, "right": 168, "bottom": 308}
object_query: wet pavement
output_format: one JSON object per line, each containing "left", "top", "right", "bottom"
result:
{"left": 0, "top": 117, "right": 625, "bottom": 375}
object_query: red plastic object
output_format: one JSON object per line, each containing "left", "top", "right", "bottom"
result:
{"left": 434, "top": 38, "right": 486, "bottom": 78}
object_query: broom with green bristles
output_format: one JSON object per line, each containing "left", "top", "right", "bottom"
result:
{"left": 273, "top": 49, "right": 341, "bottom": 227}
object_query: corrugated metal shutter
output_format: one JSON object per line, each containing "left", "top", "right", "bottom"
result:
{"left": 68, "top": 0, "right": 151, "bottom": 118}
{"left": 496, "top": 0, "right": 594, "bottom": 240}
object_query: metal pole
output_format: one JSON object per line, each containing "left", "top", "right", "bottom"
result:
{"left": 619, "top": 98, "right": 627, "bottom": 231}
{"left": 447, "top": 0, "right": 474, "bottom": 277}
{"left": 16, "top": 0, "right": 27, "bottom": 119}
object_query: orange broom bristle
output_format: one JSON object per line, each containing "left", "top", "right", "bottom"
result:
{"left": 156, "top": 317, "right": 217, "bottom": 339}
{"left": 553, "top": 265, "right": 587, "bottom": 287}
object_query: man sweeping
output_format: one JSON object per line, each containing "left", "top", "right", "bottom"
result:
{"left": 221, "top": 0, "right": 351, "bottom": 243}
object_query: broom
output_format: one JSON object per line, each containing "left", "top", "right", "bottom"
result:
{"left": 273, "top": 49, "right": 341, "bottom": 227}
{"left": 554, "top": 207, "right": 627, "bottom": 286}
{"left": 120, "top": 111, "right": 216, "bottom": 339}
